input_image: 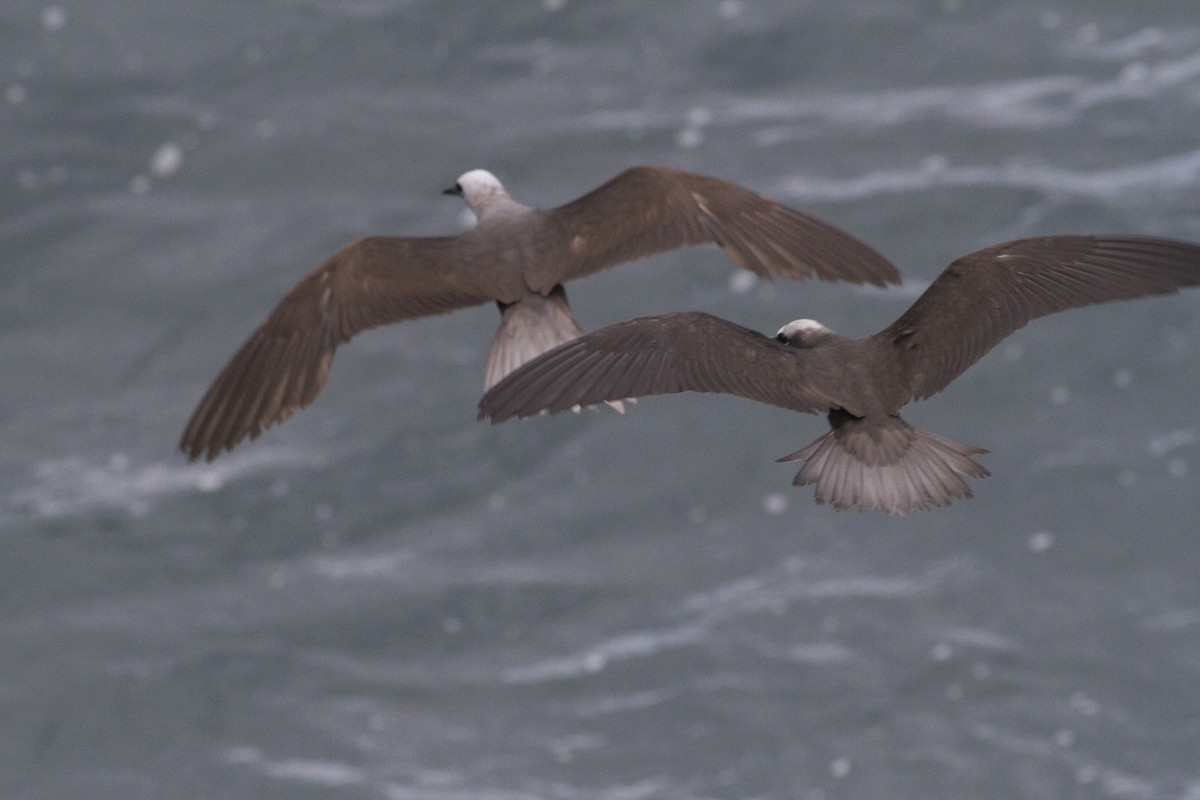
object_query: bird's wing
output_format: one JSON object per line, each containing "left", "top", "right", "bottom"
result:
{"left": 540, "top": 166, "right": 900, "bottom": 288}
{"left": 478, "top": 311, "right": 843, "bottom": 422}
{"left": 874, "top": 235, "right": 1200, "bottom": 401}
{"left": 180, "top": 235, "right": 491, "bottom": 462}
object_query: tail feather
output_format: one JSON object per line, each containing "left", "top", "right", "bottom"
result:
{"left": 777, "top": 412, "right": 989, "bottom": 514}
{"left": 484, "top": 286, "right": 624, "bottom": 413}
{"left": 484, "top": 286, "right": 586, "bottom": 390}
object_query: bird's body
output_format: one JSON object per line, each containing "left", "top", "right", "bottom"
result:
{"left": 179, "top": 166, "right": 899, "bottom": 462}
{"left": 478, "top": 235, "right": 1200, "bottom": 514}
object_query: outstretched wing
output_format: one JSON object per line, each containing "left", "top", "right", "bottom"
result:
{"left": 541, "top": 166, "right": 900, "bottom": 289}
{"left": 180, "top": 235, "right": 491, "bottom": 462}
{"left": 478, "top": 312, "right": 842, "bottom": 422}
{"left": 875, "top": 235, "right": 1200, "bottom": 401}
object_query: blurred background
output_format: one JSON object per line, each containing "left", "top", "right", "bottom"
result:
{"left": 3, "top": 1, "right": 1199, "bottom": 798}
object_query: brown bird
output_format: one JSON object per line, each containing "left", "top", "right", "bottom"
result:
{"left": 179, "top": 166, "right": 899, "bottom": 462}
{"left": 478, "top": 235, "right": 1200, "bottom": 514}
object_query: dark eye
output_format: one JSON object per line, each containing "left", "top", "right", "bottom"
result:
{"left": 455, "top": 183, "right": 463, "bottom": 193}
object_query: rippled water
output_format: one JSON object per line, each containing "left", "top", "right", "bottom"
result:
{"left": 3, "top": 1, "right": 1200, "bottom": 798}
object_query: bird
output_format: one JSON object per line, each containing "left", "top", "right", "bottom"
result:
{"left": 179, "top": 166, "right": 900, "bottom": 462}
{"left": 478, "top": 235, "right": 1200, "bottom": 514}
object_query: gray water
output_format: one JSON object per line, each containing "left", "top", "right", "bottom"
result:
{"left": 4, "top": 1, "right": 1200, "bottom": 798}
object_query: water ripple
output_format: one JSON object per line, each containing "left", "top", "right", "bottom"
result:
{"left": 6, "top": 447, "right": 319, "bottom": 520}
{"left": 775, "top": 148, "right": 1200, "bottom": 204}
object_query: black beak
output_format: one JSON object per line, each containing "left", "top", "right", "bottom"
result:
{"left": 443, "top": 183, "right": 462, "bottom": 196}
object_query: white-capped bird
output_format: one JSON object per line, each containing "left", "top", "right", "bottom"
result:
{"left": 479, "top": 235, "right": 1200, "bottom": 514}
{"left": 180, "top": 166, "right": 899, "bottom": 462}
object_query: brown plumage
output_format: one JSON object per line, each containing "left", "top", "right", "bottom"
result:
{"left": 478, "top": 235, "right": 1200, "bottom": 514}
{"left": 180, "top": 166, "right": 899, "bottom": 462}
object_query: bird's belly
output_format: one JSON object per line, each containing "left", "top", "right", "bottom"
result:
{"left": 460, "top": 239, "right": 530, "bottom": 303}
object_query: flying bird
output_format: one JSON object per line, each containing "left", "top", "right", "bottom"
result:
{"left": 478, "top": 235, "right": 1200, "bottom": 514}
{"left": 180, "top": 166, "right": 900, "bottom": 462}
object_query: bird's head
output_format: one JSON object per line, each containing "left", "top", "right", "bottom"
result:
{"left": 775, "top": 318, "right": 838, "bottom": 348}
{"left": 443, "top": 169, "right": 510, "bottom": 215}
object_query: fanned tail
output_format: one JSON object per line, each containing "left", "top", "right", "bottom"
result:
{"left": 777, "top": 411, "right": 990, "bottom": 515}
{"left": 484, "top": 285, "right": 623, "bottom": 412}
{"left": 485, "top": 286, "right": 586, "bottom": 390}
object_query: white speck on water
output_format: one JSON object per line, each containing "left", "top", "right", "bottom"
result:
{"left": 686, "top": 106, "right": 714, "bottom": 127}
{"left": 717, "top": 0, "right": 744, "bottom": 18}
{"left": 583, "top": 652, "right": 606, "bottom": 673}
{"left": 1028, "top": 530, "right": 1055, "bottom": 553}
{"left": 124, "top": 52, "right": 145, "bottom": 71}
{"left": 1120, "top": 62, "right": 1150, "bottom": 83}
{"left": 486, "top": 492, "right": 507, "bottom": 513}
{"left": 1117, "top": 469, "right": 1137, "bottom": 487}
{"left": 268, "top": 570, "right": 286, "bottom": 589}
{"left": 1055, "top": 728, "right": 1076, "bottom": 747}
{"left": 244, "top": 44, "right": 265, "bottom": 65}
{"left": 1070, "top": 690, "right": 1099, "bottom": 716}
{"left": 829, "top": 756, "right": 852, "bottom": 779}
{"left": 762, "top": 493, "right": 788, "bottom": 515}
{"left": 150, "top": 142, "right": 183, "bottom": 177}
{"left": 1147, "top": 428, "right": 1195, "bottom": 457}
{"left": 130, "top": 174, "right": 151, "bottom": 195}
{"left": 224, "top": 746, "right": 262, "bottom": 765}
{"left": 971, "top": 661, "right": 990, "bottom": 680}
{"left": 262, "top": 758, "right": 366, "bottom": 787}
{"left": 196, "top": 471, "right": 223, "bottom": 492}
{"left": 687, "top": 505, "right": 707, "bottom": 524}
{"left": 442, "top": 616, "right": 463, "bottom": 634}
{"left": 1112, "top": 368, "right": 1133, "bottom": 388}
{"left": 269, "top": 478, "right": 289, "bottom": 498}
{"left": 46, "top": 164, "right": 67, "bottom": 185}
{"left": 931, "top": 642, "right": 953, "bottom": 661}
{"left": 1076, "top": 764, "right": 1099, "bottom": 785}
{"left": 6, "top": 84, "right": 27, "bottom": 105}
{"left": 255, "top": 118, "right": 276, "bottom": 138}
{"left": 315, "top": 502, "right": 334, "bottom": 522}
{"left": 1167, "top": 457, "right": 1188, "bottom": 478}
{"left": 728, "top": 270, "right": 757, "bottom": 294}
{"left": 945, "top": 683, "right": 963, "bottom": 701}
{"left": 543, "top": 0, "right": 565, "bottom": 10}
{"left": 1049, "top": 386, "right": 1070, "bottom": 405}
{"left": 920, "top": 154, "right": 949, "bottom": 176}
{"left": 1003, "top": 342, "right": 1023, "bottom": 362}
{"left": 198, "top": 109, "right": 218, "bottom": 130}
{"left": 109, "top": 453, "right": 130, "bottom": 473}
{"left": 1040, "top": 10, "right": 1062, "bottom": 29}
{"left": 676, "top": 126, "right": 704, "bottom": 149}
{"left": 677, "top": 108, "right": 713, "bottom": 149}
{"left": 42, "top": 5, "right": 67, "bottom": 31}
{"left": 18, "top": 167, "right": 39, "bottom": 190}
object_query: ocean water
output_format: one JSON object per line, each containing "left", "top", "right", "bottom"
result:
{"left": 3, "top": 1, "right": 1200, "bottom": 798}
